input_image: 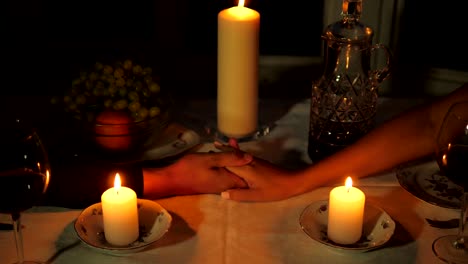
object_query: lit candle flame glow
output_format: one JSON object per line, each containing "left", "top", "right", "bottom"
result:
{"left": 114, "top": 173, "right": 121, "bottom": 194}
{"left": 442, "top": 154, "right": 447, "bottom": 166}
{"left": 345, "top": 176, "right": 353, "bottom": 192}
{"left": 43, "top": 169, "right": 50, "bottom": 193}
{"left": 238, "top": 0, "right": 245, "bottom": 7}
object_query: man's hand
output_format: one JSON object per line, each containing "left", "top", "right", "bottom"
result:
{"left": 143, "top": 146, "right": 253, "bottom": 198}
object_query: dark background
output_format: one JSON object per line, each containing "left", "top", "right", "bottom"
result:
{"left": 5, "top": 0, "right": 324, "bottom": 99}
{"left": 5, "top": 0, "right": 468, "bottom": 100}
{"left": 390, "top": 1, "right": 468, "bottom": 97}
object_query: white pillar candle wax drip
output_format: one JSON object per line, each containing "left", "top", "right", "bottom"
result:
{"left": 327, "top": 176, "right": 365, "bottom": 245}
{"left": 101, "top": 173, "right": 139, "bottom": 246}
{"left": 217, "top": 0, "right": 260, "bottom": 139}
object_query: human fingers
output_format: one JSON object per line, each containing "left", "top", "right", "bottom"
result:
{"left": 217, "top": 168, "right": 248, "bottom": 189}
{"left": 214, "top": 141, "right": 238, "bottom": 152}
{"left": 213, "top": 140, "right": 246, "bottom": 162}
{"left": 206, "top": 150, "right": 253, "bottom": 167}
{"left": 224, "top": 164, "right": 256, "bottom": 184}
{"left": 221, "top": 188, "right": 268, "bottom": 202}
{"left": 228, "top": 138, "right": 239, "bottom": 149}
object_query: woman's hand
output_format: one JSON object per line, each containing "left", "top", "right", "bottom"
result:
{"left": 143, "top": 148, "right": 253, "bottom": 199}
{"left": 216, "top": 139, "right": 306, "bottom": 202}
{"left": 222, "top": 157, "right": 305, "bottom": 202}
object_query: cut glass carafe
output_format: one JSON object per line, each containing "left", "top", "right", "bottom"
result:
{"left": 308, "top": 0, "right": 392, "bottom": 162}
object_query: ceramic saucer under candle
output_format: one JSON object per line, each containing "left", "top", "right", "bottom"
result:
{"left": 74, "top": 199, "right": 172, "bottom": 256}
{"left": 299, "top": 200, "right": 395, "bottom": 253}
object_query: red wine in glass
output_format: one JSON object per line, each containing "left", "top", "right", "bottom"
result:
{"left": 0, "top": 170, "right": 48, "bottom": 214}
{"left": 0, "top": 118, "right": 50, "bottom": 264}
{"left": 436, "top": 143, "right": 468, "bottom": 190}
{"left": 432, "top": 101, "right": 468, "bottom": 264}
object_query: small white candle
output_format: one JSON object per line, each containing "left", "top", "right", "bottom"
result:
{"left": 101, "top": 173, "right": 139, "bottom": 246}
{"left": 327, "top": 177, "right": 365, "bottom": 245}
{"left": 217, "top": 0, "right": 260, "bottom": 138}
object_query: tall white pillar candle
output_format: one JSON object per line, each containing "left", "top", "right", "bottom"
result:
{"left": 217, "top": 0, "right": 260, "bottom": 138}
{"left": 327, "top": 177, "right": 365, "bottom": 245}
{"left": 101, "top": 173, "right": 139, "bottom": 246}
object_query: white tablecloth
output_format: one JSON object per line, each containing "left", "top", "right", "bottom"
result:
{"left": 0, "top": 97, "right": 457, "bottom": 264}
{"left": 0, "top": 186, "right": 459, "bottom": 264}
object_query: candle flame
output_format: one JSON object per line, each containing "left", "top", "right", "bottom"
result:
{"left": 238, "top": 0, "right": 245, "bottom": 7}
{"left": 114, "top": 173, "right": 121, "bottom": 194}
{"left": 442, "top": 154, "right": 447, "bottom": 166}
{"left": 43, "top": 169, "right": 50, "bottom": 193}
{"left": 345, "top": 176, "right": 353, "bottom": 192}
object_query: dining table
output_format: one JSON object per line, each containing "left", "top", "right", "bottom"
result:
{"left": 0, "top": 95, "right": 461, "bottom": 264}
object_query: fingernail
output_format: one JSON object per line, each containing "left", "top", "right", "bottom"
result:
{"left": 243, "top": 153, "right": 253, "bottom": 161}
{"left": 221, "top": 191, "right": 230, "bottom": 200}
{"left": 228, "top": 138, "right": 239, "bottom": 148}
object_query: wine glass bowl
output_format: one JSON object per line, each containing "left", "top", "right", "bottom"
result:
{"left": 432, "top": 101, "right": 468, "bottom": 263}
{"left": 0, "top": 118, "right": 51, "bottom": 264}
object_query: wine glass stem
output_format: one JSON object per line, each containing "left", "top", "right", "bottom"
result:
{"left": 12, "top": 212, "right": 25, "bottom": 264}
{"left": 455, "top": 192, "right": 467, "bottom": 249}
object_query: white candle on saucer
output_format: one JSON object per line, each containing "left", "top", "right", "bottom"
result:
{"left": 101, "top": 173, "right": 139, "bottom": 246}
{"left": 327, "top": 176, "right": 365, "bottom": 245}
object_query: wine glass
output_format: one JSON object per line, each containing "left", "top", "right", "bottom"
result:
{"left": 433, "top": 101, "right": 468, "bottom": 263}
{"left": 0, "top": 118, "right": 51, "bottom": 264}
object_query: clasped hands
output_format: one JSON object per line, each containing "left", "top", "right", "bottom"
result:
{"left": 143, "top": 139, "right": 303, "bottom": 202}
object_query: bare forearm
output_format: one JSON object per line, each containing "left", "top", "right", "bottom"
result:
{"left": 220, "top": 84, "right": 468, "bottom": 202}
{"left": 142, "top": 167, "right": 177, "bottom": 199}
{"left": 298, "top": 84, "right": 468, "bottom": 192}
{"left": 299, "top": 105, "right": 434, "bottom": 190}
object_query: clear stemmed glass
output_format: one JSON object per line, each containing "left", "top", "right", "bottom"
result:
{"left": 0, "top": 118, "right": 51, "bottom": 264}
{"left": 432, "top": 101, "right": 468, "bottom": 263}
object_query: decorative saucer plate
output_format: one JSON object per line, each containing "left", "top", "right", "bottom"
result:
{"left": 396, "top": 160, "right": 463, "bottom": 209}
{"left": 299, "top": 200, "right": 395, "bottom": 253}
{"left": 142, "top": 123, "right": 201, "bottom": 160}
{"left": 74, "top": 199, "right": 172, "bottom": 256}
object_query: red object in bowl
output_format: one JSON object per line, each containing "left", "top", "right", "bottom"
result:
{"left": 94, "top": 111, "right": 133, "bottom": 151}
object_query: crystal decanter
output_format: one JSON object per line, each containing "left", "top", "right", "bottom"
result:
{"left": 308, "top": 0, "right": 392, "bottom": 162}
